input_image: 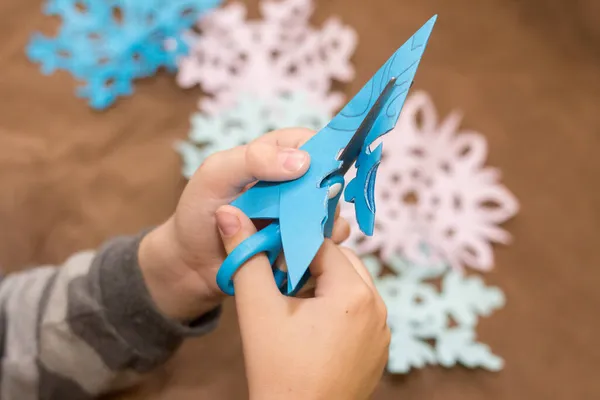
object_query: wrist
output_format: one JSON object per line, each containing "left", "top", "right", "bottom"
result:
{"left": 138, "top": 221, "right": 222, "bottom": 322}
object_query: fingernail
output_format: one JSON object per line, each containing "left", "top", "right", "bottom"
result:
{"left": 278, "top": 148, "right": 308, "bottom": 172}
{"left": 216, "top": 210, "right": 240, "bottom": 237}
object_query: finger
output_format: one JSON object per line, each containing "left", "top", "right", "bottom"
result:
{"left": 330, "top": 217, "right": 350, "bottom": 244}
{"left": 334, "top": 203, "right": 341, "bottom": 220}
{"left": 215, "top": 205, "right": 283, "bottom": 310}
{"left": 257, "top": 127, "right": 315, "bottom": 148}
{"left": 189, "top": 128, "right": 315, "bottom": 201}
{"left": 339, "top": 247, "right": 377, "bottom": 290}
{"left": 340, "top": 247, "right": 387, "bottom": 314}
{"left": 309, "top": 239, "right": 367, "bottom": 297}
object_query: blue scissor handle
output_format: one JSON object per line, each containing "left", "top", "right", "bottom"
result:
{"left": 217, "top": 175, "right": 346, "bottom": 297}
{"left": 216, "top": 222, "right": 286, "bottom": 296}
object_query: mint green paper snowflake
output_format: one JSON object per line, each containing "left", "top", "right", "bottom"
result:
{"left": 176, "top": 91, "right": 331, "bottom": 178}
{"left": 364, "top": 255, "right": 505, "bottom": 374}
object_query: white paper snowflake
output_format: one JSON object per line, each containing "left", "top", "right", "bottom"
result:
{"left": 176, "top": 0, "right": 357, "bottom": 115}
{"left": 363, "top": 255, "right": 505, "bottom": 374}
{"left": 176, "top": 91, "right": 331, "bottom": 178}
{"left": 343, "top": 91, "right": 519, "bottom": 272}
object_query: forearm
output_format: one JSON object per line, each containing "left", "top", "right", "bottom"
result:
{"left": 0, "top": 232, "right": 221, "bottom": 399}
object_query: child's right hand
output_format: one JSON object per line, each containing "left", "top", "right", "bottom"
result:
{"left": 217, "top": 205, "right": 390, "bottom": 400}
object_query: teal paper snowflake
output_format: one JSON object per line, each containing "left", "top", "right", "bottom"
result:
{"left": 363, "top": 255, "right": 506, "bottom": 374}
{"left": 176, "top": 91, "right": 331, "bottom": 178}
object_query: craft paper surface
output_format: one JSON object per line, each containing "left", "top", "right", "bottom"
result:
{"left": 3, "top": 0, "right": 598, "bottom": 397}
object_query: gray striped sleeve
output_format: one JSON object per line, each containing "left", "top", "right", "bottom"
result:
{"left": 0, "top": 232, "right": 222, "bottom": 400}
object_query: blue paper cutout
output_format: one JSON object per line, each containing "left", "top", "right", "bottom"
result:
{"left": 27, "top": 0, "right": 221, "bottom": 109}
{"left": 227, "top": 16, "right": 437, "bottom": 294}
{"left": 366, "top": 255, "right": 505, "bottom": 373}
{"left": 344, "top": 143, "right": 382, "bottom": 235}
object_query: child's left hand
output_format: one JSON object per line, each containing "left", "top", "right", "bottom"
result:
{"left": 138, "top": 128, "right": 351, "bottom": 321}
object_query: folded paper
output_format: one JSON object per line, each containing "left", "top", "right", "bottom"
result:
{"left": 217, "top": 17, "right": 437, "bottom": 295}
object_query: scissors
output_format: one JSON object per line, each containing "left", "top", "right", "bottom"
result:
{"left": 216, "top": 15, "right": 437, "bottom": 296}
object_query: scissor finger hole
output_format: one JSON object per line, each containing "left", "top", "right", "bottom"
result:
{"left": 273, "top": 253, "right": 288, "bottom": 290}
{"left": 252, "top": 218, "right": 274, "bottom": 231}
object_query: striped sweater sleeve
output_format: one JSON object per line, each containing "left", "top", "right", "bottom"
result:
{"left": 0, "top": 232, "right": 221, "bottom": 400}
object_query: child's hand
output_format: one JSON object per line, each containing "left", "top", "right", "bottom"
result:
{"left": 138, "top": 128, "right": 350, "bottom": 321}
{"left": 217, "top": 206, "right": 390, "bottom": 400}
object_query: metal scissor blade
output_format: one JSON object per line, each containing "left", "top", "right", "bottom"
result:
{"left": 336, "top": 77, "right": 398, "bottom": 176}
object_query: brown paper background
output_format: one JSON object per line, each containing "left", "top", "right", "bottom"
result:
{"left": 1, "top": 0, "right": 599, "bottom": 399}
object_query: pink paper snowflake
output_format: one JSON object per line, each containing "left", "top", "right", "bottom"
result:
{"left": 176, "top": 0, "right": 357, "bottom": 115}
{"left": 342, "top": 91, "right": 519, "bottom": 272}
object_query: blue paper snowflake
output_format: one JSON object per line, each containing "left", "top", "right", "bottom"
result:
{"left": 27, "top": 0, "right": 221, "bottom": 109}
{"left": 363, "top": 255, "right": 506, "bottom": 374}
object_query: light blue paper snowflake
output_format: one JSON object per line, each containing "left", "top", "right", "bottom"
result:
{"left": 176, "top": 91, "right": 331, "bottom": 178}
{"left": 27, "top": 0, "right": 221, "bottom": 109}
{"left": 364, "top": 255, "right": 505, "bottom": 374}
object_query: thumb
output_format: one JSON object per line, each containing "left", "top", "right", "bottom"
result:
{"left": 185, "top": 129, "right": 312, "bottom": 205}
{"left": 215, "top": 205, "right": 283, "bottom": 311}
